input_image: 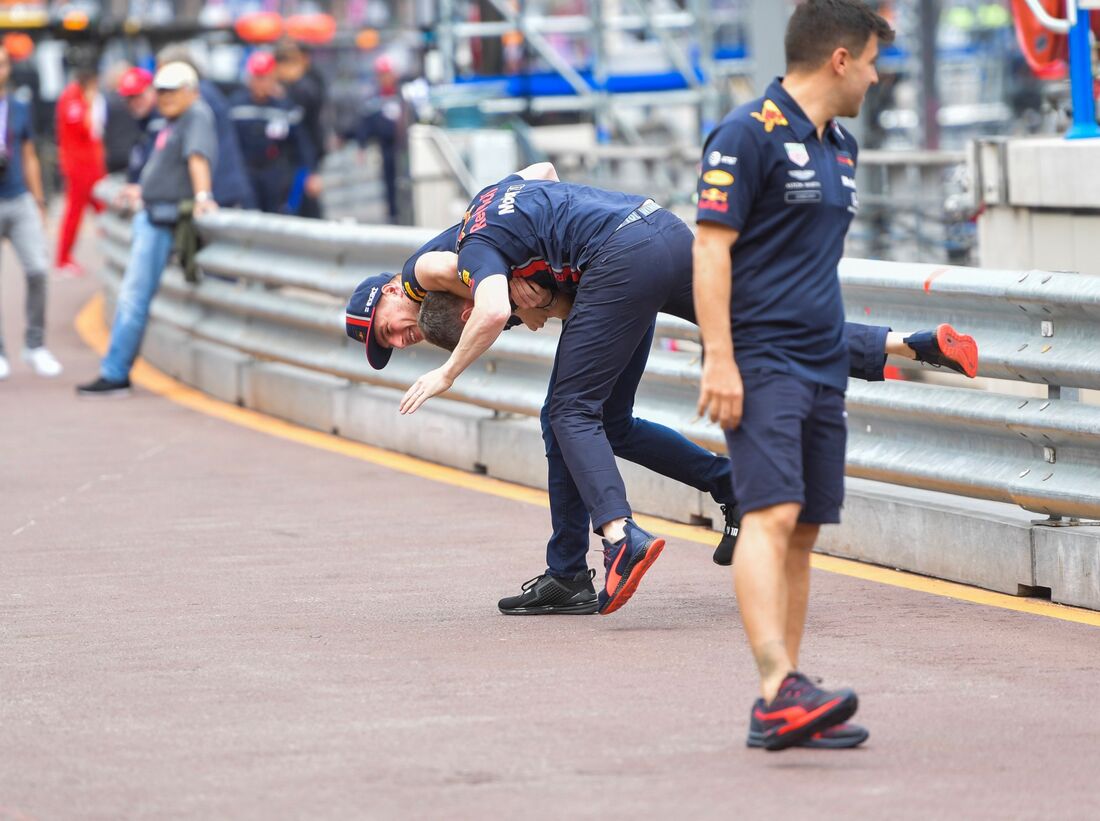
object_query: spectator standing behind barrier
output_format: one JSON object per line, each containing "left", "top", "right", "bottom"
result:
{"left": 156, "top": 45, "right": 255, "bottom": 211}
{"left": 274, "top": 39, "right": 325, "bottom": 218}
{"left": 55, "top": 65, "right": 107, "bottom": 277}
{"left": 230, "top": 51, "right": 315, "bottom": 214}
{"left": 0, "top": 47, "right": 59, "bottom": 381}
{"left": 351, "top": 55, "right": 404, "bottom": 224}
{"left": 103, "top": 64, "right": 151, "bottom": 174}
{"left": 76, "top": 62, "right": 218, "bottom": 397}
{"left": 115, "top": 68, "right": 156, "bottom": 208}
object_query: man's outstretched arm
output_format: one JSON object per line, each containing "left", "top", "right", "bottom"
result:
{"left": 399, "top": 275, "right": 512, "bottom": 414}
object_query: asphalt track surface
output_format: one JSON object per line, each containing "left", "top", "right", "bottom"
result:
{"left": 3, "top": 247, "right": 1100, "bottom": 819}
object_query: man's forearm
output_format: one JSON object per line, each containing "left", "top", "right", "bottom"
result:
{"left": 187, "top": 154, "right": 212, "bottom": 197}
{"left": 693, "top": 239, "right": 735, "bottom": 359}
{"left": 442, "top": 305, "right": 508, "bottom": 380}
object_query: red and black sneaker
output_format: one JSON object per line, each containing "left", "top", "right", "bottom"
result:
{"left": 754, "top": 672, "right": 859, "bottom": 752}
{"left": 747, "top": 699, "right": 868, "bottom": 749}
{"left": 904, "top": 323, "right": 979, "bottom": 378}
{"left": 597, "top": 519, "right": 664, "bottom": 615}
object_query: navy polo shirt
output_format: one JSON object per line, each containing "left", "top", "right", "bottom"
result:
{"left": 455, "top": 175, "right": 645, "bottom": 295}
{"left": 400, "top": 223, "right": 462, "bottom": 303}
{"left": 695, "top": 78, "right": 857, "bottom": 392}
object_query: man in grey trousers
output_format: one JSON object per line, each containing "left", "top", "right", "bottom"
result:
{"left": 0, "top": 45, "right": 59, "bottom": 381}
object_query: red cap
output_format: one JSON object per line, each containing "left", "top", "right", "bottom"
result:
{"left": 247, "top": 51, "right": 277, "bottom": 77}
{"left": 374, "top": 55, "right": 394, "bottom": 74}
{"left": 118, "top": 67, "right": 153, "bottom": 97}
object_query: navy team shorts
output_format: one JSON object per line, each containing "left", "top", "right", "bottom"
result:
{"left": 723, "top": 370, "right": 847, "bottom": 524}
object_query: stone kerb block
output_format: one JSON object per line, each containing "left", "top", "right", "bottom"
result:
{"left": 1033, "top": 524, "right": 1100, "bottom": 610}
{"left": 142, "top": 321, "right": 196, "bottom": 384}
{"left": 191, "top": 340, "right": 250, "bottom": 405}
{"left": 342, "top": 383, "right": 489, "bottom": 472}
{"left": 242, "top": 362, "right": 347, "bottom": 434}
{"left": 816, "top": 478, "right": 1036, "bottom": 595}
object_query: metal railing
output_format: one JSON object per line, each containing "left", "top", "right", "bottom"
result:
{"left": 92, "top": 190, "right": 1100, "bottom": 523}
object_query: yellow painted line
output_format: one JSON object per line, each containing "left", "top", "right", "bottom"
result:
{"left": 76, "top": 294, "right": 1100, "bottom": 628}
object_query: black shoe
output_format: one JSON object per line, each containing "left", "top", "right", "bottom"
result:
{"left": 712, "top": 503, "right": 741, "bottom": 566}
{"left": 747, "top": 699, "right": 868, "bottom": 749}
{"left": 498, "top": 569, "right": 599, "bottom": 615}
{"left": 756, "top": 672, "right": 859, "bottom": 752}
{"left": 76, "top": 376, "right": 132, "bottom": 397}
{"left": 903, "top": 323, "right": 978, "bottom": 378}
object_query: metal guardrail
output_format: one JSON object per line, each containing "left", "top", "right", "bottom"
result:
{"left": 94, "top": 190, "right": 1100, "bottom": 521}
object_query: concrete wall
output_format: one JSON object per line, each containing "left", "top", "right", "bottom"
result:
{"left": 975, "top": 137, "right": 1100, "bottom": 274}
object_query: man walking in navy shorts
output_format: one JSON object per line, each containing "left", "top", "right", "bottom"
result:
{"left": 693, "top": 0, "right": 895, "bottom": 750}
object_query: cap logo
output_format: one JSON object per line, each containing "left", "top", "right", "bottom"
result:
{"left": 363, "top": 286, "right": 380, "bottom": 310}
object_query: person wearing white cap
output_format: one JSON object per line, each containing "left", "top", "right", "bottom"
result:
{"left": 77, "top": 60, "right": 218, "bottom": 397}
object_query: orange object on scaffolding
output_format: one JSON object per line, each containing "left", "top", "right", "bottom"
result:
{"left": 1011, "top": 0, "right": 1069, "bottom": 79}
{"left": 235, "top": 12, "right": 284, "bottom": 44}
{"left": 285, "top": 13, "right": 336, "bottom": 45}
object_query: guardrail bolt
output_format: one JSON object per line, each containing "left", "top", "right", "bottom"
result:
{"left": 1043, "top": 447, "right": 1057, "bottom": 464}
{"left": 1041, "top": 321, "right": 1054, "bottom": 337}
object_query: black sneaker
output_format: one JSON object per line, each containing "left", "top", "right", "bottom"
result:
{"left": 904, "top": 323, "right": 978, "bottom": 378}
{"left": 712, "top": 503, "right": 741, "bottom": 566}
{"left": 498, "top": 569, "right": 598, "bottom": 615}
{"left": 746, "top": 698, "right": 868, "bottom": 749}
{"left": 76, "top": 376, "right": 132, "bottom": 397}
{"left": 755, "top": 672, "right": 859, "bottom": 752}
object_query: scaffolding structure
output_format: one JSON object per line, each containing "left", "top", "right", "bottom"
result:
{"left": 429, "top": 0, "right": 766, "bottom": 144}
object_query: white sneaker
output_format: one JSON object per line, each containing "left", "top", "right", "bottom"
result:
{"left": 23, "top": 347, "right": 63, "bottom": 378}
{"left": 0, "top": 355, "right": 9, "bottom": 380}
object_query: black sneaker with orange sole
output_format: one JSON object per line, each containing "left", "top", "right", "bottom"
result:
{"left": 755, "top": 672, "right": 859, "bottom": 752}
{"left": 904, "top": 323, "right": 979, "bottom": 378}
{"left": 597, "top": 519, "right": 664, "bottom": 615}
{"left": 747, "top": 698, "right": 868, "bottom": 749}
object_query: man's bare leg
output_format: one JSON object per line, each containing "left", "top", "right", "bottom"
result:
{"left": 783, "top": 522, "right": 820, "bottom": 668}
{"left": 732, "top": 502, "right": 801, "bottom": 703}
{"left": 885, "top": 331, "right": 917, "bottom": 360}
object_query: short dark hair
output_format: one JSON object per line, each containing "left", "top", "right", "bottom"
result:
{"left": 785, "top": 0, "right": 895, "bottom": 72}
{"left": 417, "top": 291, "right": 469, "bottom": 352}
{"left": 274, "top": 38, "right": 306, "bottom": 64}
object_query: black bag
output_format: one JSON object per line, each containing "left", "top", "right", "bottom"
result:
{"left": 146, "top": 200, "right": 181, "bottom": 227}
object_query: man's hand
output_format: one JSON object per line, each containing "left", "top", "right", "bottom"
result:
{"left": 697, "top": 355, "right": 744, "bottom": 430}
{"left": 509, "top": 278, "right": 551, "bottom": 309}
{"left": 399, "top": 366, "right": 454, "bottom": 415}
{"left": 116, "top": 184, "right": 143, "bottom": 212}
{"left": 304, "top": 174, "right": 323, "bottom": 198}
{"left": 193, "top": 199, "right": 219, "bottom": 218}
{"left": 514, "top": 306, "right": 549, "bottom": 331}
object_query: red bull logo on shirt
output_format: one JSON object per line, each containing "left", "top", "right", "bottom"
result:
{"left": 750, "top": 100, "right": 789, "bottom": 133}
{"left": 465, "top": 186, "right": 499, "bottom": 236}
{"left": 700, "top": 187, "right": 728, "bottom": 204}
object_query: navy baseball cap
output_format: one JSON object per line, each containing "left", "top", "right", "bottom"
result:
{"left": 345, "top": 273, "right": 394, "bottom": 370}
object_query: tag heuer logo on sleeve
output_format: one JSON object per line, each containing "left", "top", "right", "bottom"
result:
{"left": 784, "top": 143, "right": 810, "bottom": 167}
